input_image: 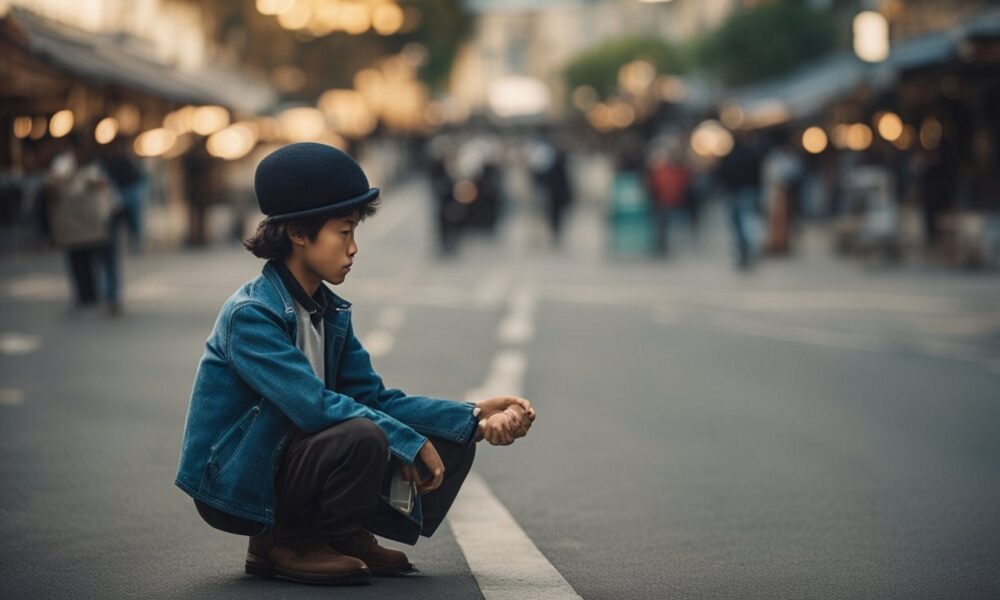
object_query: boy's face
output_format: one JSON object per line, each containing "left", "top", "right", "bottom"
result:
{"left": 300, "top": 211, "right": 359, "bottom": 285}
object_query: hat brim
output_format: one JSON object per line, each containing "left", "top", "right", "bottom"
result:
{"left": 265, "top": 188, "right": 380, "bottom": 224}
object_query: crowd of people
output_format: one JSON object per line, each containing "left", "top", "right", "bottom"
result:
{"left": 3, "top": 116, "right": 995, "bottom": 320}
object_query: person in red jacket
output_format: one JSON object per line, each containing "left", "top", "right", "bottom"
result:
{"left": 645, "top": 147, "right": 691, "bottom": 258}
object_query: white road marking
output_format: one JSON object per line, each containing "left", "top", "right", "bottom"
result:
{"left": 3, "top": 276, "right": 67, "bottom": 300}
{"left": 126, "top": 279, "right": 172, "bottom": 301}
{"left": 705, "top": 314, "right": 999, "bottom": 370}
{"left": 710, "top": 314, "right": 878, "bottom": 352}
{"left": 361, "top": 306, "right": 409, "bottom": 358}
{"left": 652, "top": 306, "right": 682, "bottom": 324}
{"left": 475, "top": 267, "right": 512, "bottom": 308}
{"left": 497, "top": 317, "right": 535, "bottom": 346}
{"left": 361, "top": 330, "right": 395, "bottom": 358}
{"left": 464, "top": 350, "right": 527, "bottom": 401}
{"left": 376, "top": 306, "right": 406, "bottom": 330}
{"left": 909, "top": 337, "right": 995, "bottom": 366}
{"left": 0, "top": 333, "right": 42, "bottom": 355}
{"left": 449, "top": 472, "right": 582, "bottom": 600}
{"left": 0, "top": 389, "right": 25, "bottom": 406}
{"left": 498, "top": 287, "right": 536, "bottom": 345}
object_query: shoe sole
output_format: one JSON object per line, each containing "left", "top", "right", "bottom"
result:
{"left": 245, "top": 560, "right": 371, "bottom": 586}
{"left": 370, "top": 562, "right": 418, "bottom": 577}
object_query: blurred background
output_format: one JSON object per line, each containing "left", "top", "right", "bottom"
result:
{"left": 1, "top": 1, "right": 999, "bottom": 598}
{"left": 1, "top": 0, "right": 999, "bottom": 267}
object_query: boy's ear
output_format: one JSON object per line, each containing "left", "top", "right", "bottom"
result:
{"left": 286, "top": 224, "right": 307, "bottom": 247}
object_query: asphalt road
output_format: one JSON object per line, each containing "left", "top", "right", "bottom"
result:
{"left": 1, "top": 177, "right": 998, "bottom": 599}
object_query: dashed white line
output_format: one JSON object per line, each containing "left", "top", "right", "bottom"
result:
{"left": 0, "top": 389, "right": 25, "bottom": 407}
{"left": 376, "top": 306, "right": 406, "bottom": 331}
{"left": 454, "top": 280, "right": 577, "bottom": 597}
{"left": 362, "top": 307, "right": 409, "bottom": 359}
{"left": 710, "top": 314, "right": 877, "bottom": 352}
{"left": 449, "top": 472, "right": 582, "bottom": 600}
{"left": 464, "top": 349, "right": 527, "bottom": 402}
{"left": 361, "top": 330, "right": 396, "bottom": 358}
{"left": 0, "top": 333, "right": 42, "bottom": 355}
{"left": 498, "top": 287, "right": 537, "bottom": 345}
{"left": 2, "top": 276, "right": 66, "bottom": 300}
{"left": 474, "top": 267, "right": 512, "bottom": 308}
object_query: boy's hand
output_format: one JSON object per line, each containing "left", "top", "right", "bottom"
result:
{"left": 501, "top": 403, "right": 531, "bottom": 439}
{"left": 476, "top": 396, "right": 536, "bottom": 429}
{"left": 401, "top": 440, "right": 445, "bottom": 495}
{"left": 478, "top": 412, "right": 515, "bottom": 446}
{"left": 476, "top": 398, "right": 535, "bottom": 446}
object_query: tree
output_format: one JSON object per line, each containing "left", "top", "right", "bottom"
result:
{"left": 563, "top": 37, "right": 687, "bottom": 99}
{"left": 401, "top": 0, "right": 471, "bottom": 91}
{"left": 695, "top": 0, "right": 835, "bottom": 87}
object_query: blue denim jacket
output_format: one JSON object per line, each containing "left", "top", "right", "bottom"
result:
{"left": 175, "top": 260, "right": 478, "bottom": 529}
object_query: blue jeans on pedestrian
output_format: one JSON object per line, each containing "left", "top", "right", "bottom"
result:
{"left": 728, "top": 187, "right": 760, "bottom": 268}
{"left": 99, "top": 211, "right": 125, "bottom": 305}
{"left": 119, "top": 179, "right": 148, "bottom": 254}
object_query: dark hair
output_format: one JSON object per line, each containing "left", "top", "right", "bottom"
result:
{"left": 243, "top": 199, "right": 380, "bottom": 260}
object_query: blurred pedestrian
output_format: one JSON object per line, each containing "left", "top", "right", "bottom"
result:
{"left": 41, "top": 138, "right": 122, "bottom": 314}
{"left": 182, "top": 142, "right": 217, "bottom": 247}
{"left": 686, "top": 167, "right": 711, "bottom": 243}
{"left": 474, "top": 159, "right": 502, "bottom": 235}
{"left": 644, "top": 147, "right": 691, "bottom": 257}
{"left": 529, "top": 140, "right": 573, "bottom": 248}
{"left": 542, "top": 148, "right": 573, "bottom": 247}
{"left": 176, "top": 142, "right": 537, "bottom": 587}
{"left": 761, "top": 136, "right": 804, "bottom": 255}
{"left": 429, "top": 151, "right": 462, "bottom": 256}
{"left": 915, "top": 149, "right": 954, "bottom": 254}
{"left": 717, "top": 135, "right": 764, "bottom": 270}
{"left": 99, "top": 137, "right": 148, "bottom": 254}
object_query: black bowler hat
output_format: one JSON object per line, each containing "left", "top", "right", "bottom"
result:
{"left": 254, "top": 142, "right": 380, "bottom": 224}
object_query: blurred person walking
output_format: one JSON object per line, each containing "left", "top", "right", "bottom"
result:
{"left": 915, "top": 149, "right": 955, "bottom": 256}
{"left": 717, "top": 135, "right": 764, "bottom": 270}
{"left": 644, "top": 147, "right": 691, "bottom": 257}
{"left": 41, "top": 138, "right": 123, "bottom": 314}
{"left": 529, "top": 140, "right": 573, "bottom": 248}
{"left": 541, "top": 148, "right": 573, "bottom": 248}
{"left": 99, "top": 137, "right": 148, "bottom": 254}
{"left": 429, "top": 152, "right": 463, "bottom": 256}
{"left": 182, "top": 142, "right": 217, "bottom": 247}
{"left": 761, "top": 135, "right": 804, "bottom": 255}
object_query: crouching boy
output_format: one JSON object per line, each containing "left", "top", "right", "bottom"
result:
{"left": 175, "top": 143, "right": 535, "bottom": 585}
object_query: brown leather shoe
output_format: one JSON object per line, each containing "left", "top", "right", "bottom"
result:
{"left": 245, "top": 524, "right": 371, "bottom": 585}
{"left": 328, "top": 530, "right": 416, "bottom": 576}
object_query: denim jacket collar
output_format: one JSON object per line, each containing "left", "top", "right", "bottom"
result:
{"left": 271, "top": 260, "right": 329, "bottom": 325}
{"left": 261, "top": 260, "right": 351, "bottom": 322}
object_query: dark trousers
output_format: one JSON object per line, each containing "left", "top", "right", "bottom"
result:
{"left": 195, "top": 418, "right": 476, "bottom": 544}
{"left": 66, "top": 247, "right": 101, "bottom": 306}
{"left": 65, "top": 218, "right": 122, "bottom": 308}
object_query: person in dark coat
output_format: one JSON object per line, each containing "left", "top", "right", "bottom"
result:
{"left": 717, "top": 135, "right": 764, "bottom": 270}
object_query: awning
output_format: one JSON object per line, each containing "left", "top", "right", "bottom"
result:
{"left": 724, "top": 9, "right": 1000, "bottom": 128}
{"left": 1, "top": 6, "right": 275, "bottom": 114}
{"left": 724, "top": 53, "right": 867, "bottom": 128}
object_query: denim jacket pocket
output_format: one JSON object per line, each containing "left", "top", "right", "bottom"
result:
{"left": 207, "top": 404, "right": 261, "bottom": 480}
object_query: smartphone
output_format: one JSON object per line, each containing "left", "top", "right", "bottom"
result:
{"left": 389, "top": 470, "right": 415, "bottom": 515}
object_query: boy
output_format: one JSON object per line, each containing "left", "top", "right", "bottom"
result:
{"left": 175, "top": 142, "right": 535, "bottom": 586}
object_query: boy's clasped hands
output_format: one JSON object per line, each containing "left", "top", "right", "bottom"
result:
{"left": 403, "top": 396, "right": 536, "bottom": 496}
{"left": 474, "top": 396, "right": 536, "bottom": 446}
